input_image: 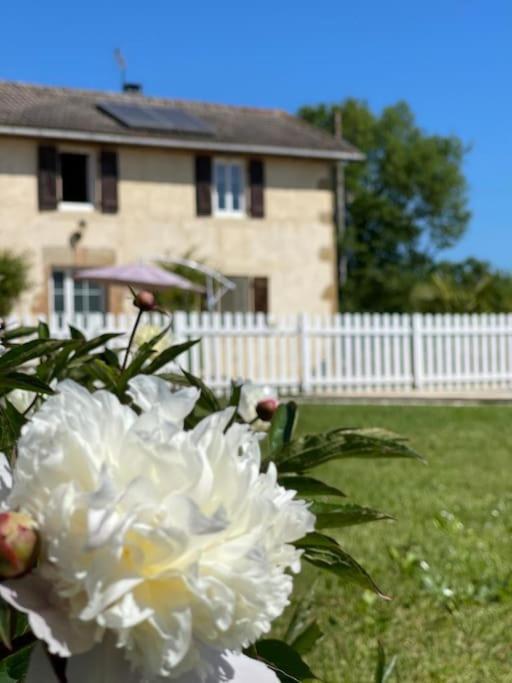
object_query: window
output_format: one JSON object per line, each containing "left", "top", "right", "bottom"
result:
{"left": 213, "top": 160, "right": 245, "bottom": 215}
{"left": 51, "top": 269, "right": 106, "bottom": 316}
{"left": 58, "top": 151, "right": 94, "bottom": 211}
{"left": 221, "top": 276, "right": 268, "bottom": 313}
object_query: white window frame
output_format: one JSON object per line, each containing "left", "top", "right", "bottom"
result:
{"left": 57, "top": 146, "right": 95, "bottom": 213}
{"left": 213, "top": 158, "right": 246, "bottom": 217}
{"left": 49, "top": 268, "right": 106, "bottom": 316}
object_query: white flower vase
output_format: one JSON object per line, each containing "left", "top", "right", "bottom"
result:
{"left": 27, "top": 645, "right": 279, "bottom": 683}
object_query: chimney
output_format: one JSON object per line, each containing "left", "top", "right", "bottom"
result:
{"left": 123, "top": 83, "right": 143, "bottom": 94}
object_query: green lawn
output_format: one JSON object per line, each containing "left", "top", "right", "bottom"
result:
{"left": 275, "top": 404, "right": 512, "bottom": 682}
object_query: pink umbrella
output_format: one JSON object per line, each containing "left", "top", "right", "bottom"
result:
{"left": 74, "top": 262, "right": 204, "bottom": 293}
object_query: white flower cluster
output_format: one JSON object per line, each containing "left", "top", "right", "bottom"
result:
{"left": 0, "top": 377, "right": 313, "bottom": 682}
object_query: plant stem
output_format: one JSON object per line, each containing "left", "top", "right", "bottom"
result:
{"left": 122, "top": 309, "right": 143, "bottom": 371}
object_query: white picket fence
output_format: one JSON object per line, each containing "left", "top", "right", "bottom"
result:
{"left": 8, "top": 312, "right": 512, "bottom": 394}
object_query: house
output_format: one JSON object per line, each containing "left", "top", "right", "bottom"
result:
{"left": 0, "top": 81, "right": 362, "bottom": 317}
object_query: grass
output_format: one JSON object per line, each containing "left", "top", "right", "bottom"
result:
{"left": 274, "top": 404, "right": 512, "bottom": 682}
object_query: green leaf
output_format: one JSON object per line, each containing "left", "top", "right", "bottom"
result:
{"left": 0, "top": 327, "right": 37, "bottom": 342}
{"left": 0, "top": 340, "right": 71, "bottom": 371}
{"left": 276, "top": 427, "right": 424, "bottom": 473}
{"left": 143, "top": 339, "right": 200, "bottom": 375}
{"left": 223, "top": 382, "right": 243, "bottom": 432}
{"left": 289, "top": 621, "right": 323, "bottom": 656}
{"left": 310, "top": 502, "right": 394, "bottom": 529}
{"left": 68, "top": 324, "right": 85, "bottom": 340}
{"left": 375, "top": 641, "right": 398, "bottom": 683}
{"left": 228, "top": 381, "right": 242, "bottom": 408}
{"left": 247, "top": 639, "right": 318, "bottom": 683}
{"left": 102, "top": 348, "right": 121, "bottom": 369}
{"left": 71, "top": 333, "right": 123, "bottom": 359}
{"left": 0, "top": 402, "right": 27, "bottom": 456}
{"left": 0, "top": 643, "right": 34, "bottom": 682}
{"left": 268, "top": 402, "right": 298, "bottom": 455}
{"left": 85, "top": 359, "right": 120, "bottom": 393}
{"left": 37, "top": 321, "right": 50, "bottom": 339}
{"left": 0, "top": 603, "right": 11, "bottom": 650}
{"left": 295, "top": 532, "right": 390, "bottom": 599}
{"left": 179, "top": 368, "right": 220, "bottom": 412}
{"left": 278, "top": 476, "right": 346, "bottom": 499}
{"left": 0, "top": 373, "right": 54, "bottom": 396}
{"left": 43, "top": 343, "right": 81, "bottom": 381}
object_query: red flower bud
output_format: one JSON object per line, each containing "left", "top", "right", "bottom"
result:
{"left": 133, "top": 291, "right": 157, "bottom": 312}
{"left": 0, "top": 512, "right": 39, "bottom": 579}
{"left": 256, "top": 397, "right": 279, "bottom": 422}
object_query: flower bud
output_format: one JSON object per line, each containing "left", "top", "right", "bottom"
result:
{"left": 255, "top": 397, "right": 279, "bottom": 422}
{"left": 0, "top": 512, "right": 39, "bottom": 579}
{"left": 133, "top": 290, "right": 157, "bottom": 312}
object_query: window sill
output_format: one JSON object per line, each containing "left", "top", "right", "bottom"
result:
{"left": 58, "top": 202, "right": 95, "bottom": 213}
{"left": 213, "top": 211, "right": 246, "bottom": 219}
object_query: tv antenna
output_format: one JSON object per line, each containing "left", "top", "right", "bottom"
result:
{"left": 114, "top": 49, "right": 127, "bottom": 90}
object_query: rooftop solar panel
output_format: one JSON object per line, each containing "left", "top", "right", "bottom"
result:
{"left": 97, "top": 101, "right": 213, "bottom": 135}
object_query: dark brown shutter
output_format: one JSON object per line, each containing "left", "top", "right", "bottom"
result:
{"left": 38, "top": 145, "right": 58, "bottom": 210}
{"left": 195, "top": 156, "right": 212, "bottom": 216}
{"left": 249, "top": 159, "right": 265, "bottom": 218}
{"left": 100, "top": 150, "right": 119, "bottom": 213}
{"left": 253, "top": 277, "right": 268, "bottom": 313}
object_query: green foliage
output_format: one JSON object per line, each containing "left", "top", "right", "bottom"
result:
{"left": 374, "top": 642, "right": 397, "bottom": 683}
{"left": 299, "top": 100, "right": 472, "bottom": 312}
{"left": 279, "top": 403, "right": 512, "bottom": 682}
{"left": 0, "top": 323, "right": 423, "bottom": 682}
{"left": 156, "top": 254, "right": 205, "bottom": 312}
{"left": 0, "top": 251, "right": 30, "bottom": 318}
{"left": 246, "top": 639, "right": 317, "bottom": 683}
{"left": 0, "top": 643, "right": 34, "bottom": 683}
{"left": 410, "top": 257, "right": 512, "bottom": 312}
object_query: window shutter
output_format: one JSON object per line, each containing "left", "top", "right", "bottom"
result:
{"left": 253, "top": 277, "right": 268, "bottom": 313}
{"left": 195, "top": 156, "right": 212, "bottom": 216}
{"left": 38, "top": 145, "right": 58, "bottom": 210}
{"left": 249, "top": 159, "right": 265, "bottom": 218}
{"left": 100, "top": 150, "right": 119, "bottom": 213}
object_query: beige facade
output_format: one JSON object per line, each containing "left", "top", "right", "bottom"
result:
{"left": 0, "top": 136, "right": 337, "bottom": 316}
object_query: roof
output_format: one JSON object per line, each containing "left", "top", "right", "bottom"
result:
{"left": 0, "top": 81, "right": 363, "bottom": 162}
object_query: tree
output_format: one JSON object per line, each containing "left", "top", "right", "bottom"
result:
{"left": 0, "top": 250, "right": 30, "bottom": 317}
{"left": 410, "top": 258, "right": 512, "bottom": 313}
{"left": 299, "top": 100, "right": 471, "bottom": 311}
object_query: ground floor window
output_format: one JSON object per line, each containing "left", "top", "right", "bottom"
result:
{"left": 51, "top": 269, "right": 106, "bottom": 316}
{"left": 221, "top": 276, "right": 268, "bottom": 313}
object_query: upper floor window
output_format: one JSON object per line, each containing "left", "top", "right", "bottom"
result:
{"left": 213, "top": 160, "right": 245, "bottom": 216}
{"left": 38, "top": 145, "right": 118, "bottom": 213}
{"left": 58, "top": 151, "right": 94, "bottom": 211}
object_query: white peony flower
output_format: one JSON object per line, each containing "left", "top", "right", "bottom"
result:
{"left": 0, "top": 377, "right": 313, "bottom": 682}
{"left": 238, "top": 383, "right": 279, "bottom": 432}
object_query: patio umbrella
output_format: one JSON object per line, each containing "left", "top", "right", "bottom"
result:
{"left": 74, "top": 262, "right": 205, "bottom": 293}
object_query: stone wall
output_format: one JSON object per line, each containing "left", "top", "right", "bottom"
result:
{"left": 0, "top": 137, "right": 337, "bottom": 315}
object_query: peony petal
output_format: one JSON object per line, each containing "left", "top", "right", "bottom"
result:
{"left": 225, "top": 653, "right": 279, "bottom": 682}
{"left": 0, "top": 452, "right": 12, "bottom": 505}
{"left": 128, "top": 376, "right": 199, "bottom": 425}
{"left": 0, "top": 574, "right": 96, "bottom": 657}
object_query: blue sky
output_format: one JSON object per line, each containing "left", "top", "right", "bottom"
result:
{"left": 2, "top": 1, "right": 510, "bottom": 270}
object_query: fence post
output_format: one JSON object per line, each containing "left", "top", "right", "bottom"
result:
{"left": 172, "top": 311, "right": 190, "bottom": 372}
{"left": 411, "top": 313, "right": 423, "bottom": 390}
{"left": 299, "top": 313, "right": 311, "bottom": 394}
